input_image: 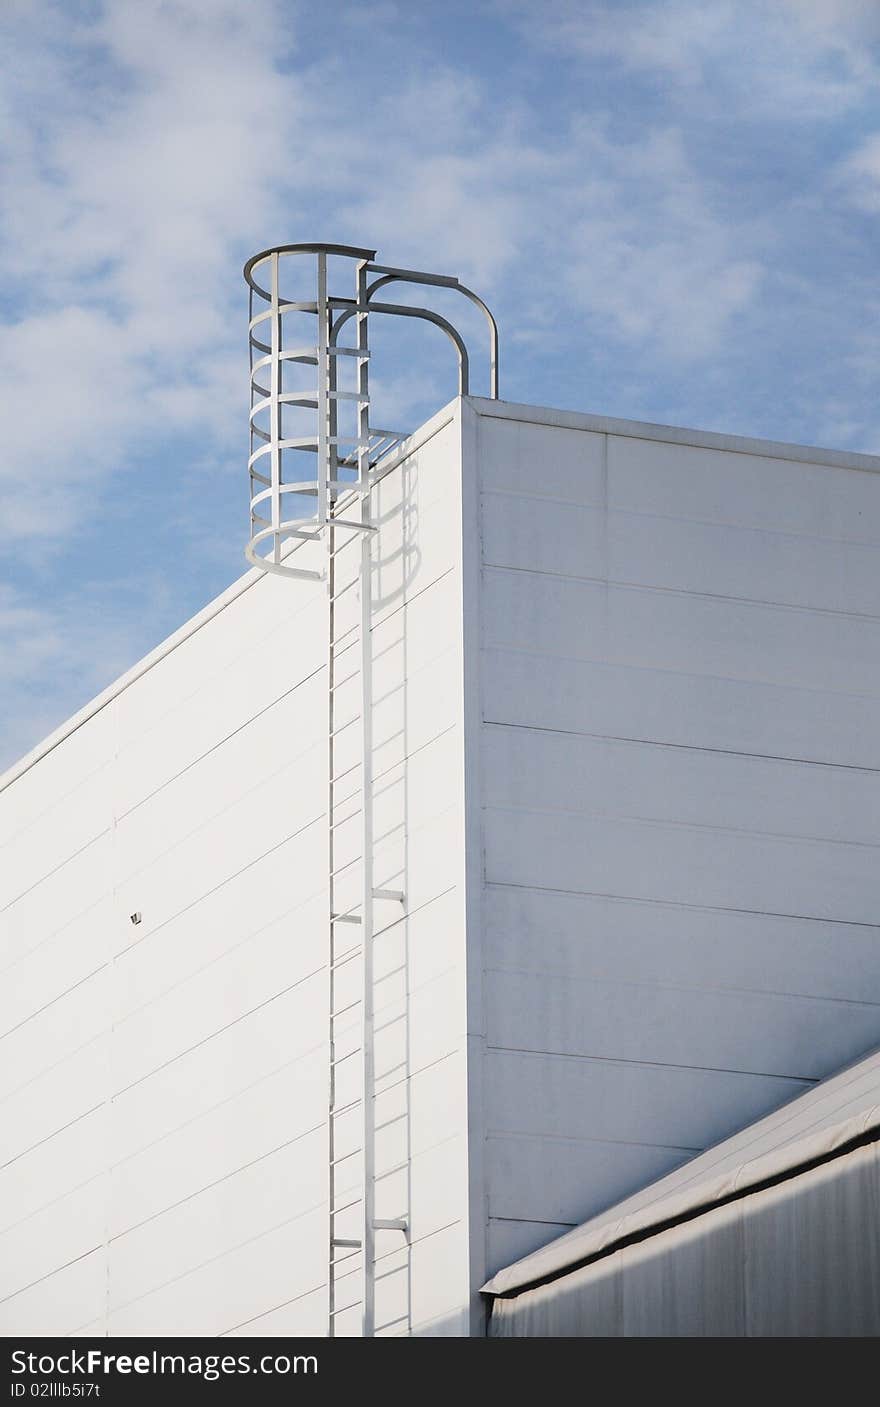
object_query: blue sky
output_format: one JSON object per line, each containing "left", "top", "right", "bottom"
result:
{"left": 2, "top": 0, "right": 880, "bottom": 770}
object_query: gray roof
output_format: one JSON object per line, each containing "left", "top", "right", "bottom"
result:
{"left": 483, "top": 1042, "right": 880, "bottom": 1298}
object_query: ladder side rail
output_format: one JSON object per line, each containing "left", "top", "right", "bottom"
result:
{"left": 356, "top": 258, "right": 376, "bottom": 1340}
{"left": 269, "top": 252, "right": 282, "bottom": 565}
{"left": 329, "top": 302, "right": 469, "bottom": 397}
{"left": 365, "top": 270, "right": 498, "bottom": 397}
{"left": 326, "top": 263, "right": 339, "bottom": 1336}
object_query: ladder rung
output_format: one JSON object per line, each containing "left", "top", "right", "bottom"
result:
{"left": 331, "top": 1196, "right": 362, "bottom": 1217}
{"left": 331, "top": 1237, "right": 362, "bottom": 1249}
{"left": 331, "top": 912, "right": 362, "bottom": 924}
{"left": 329, "top": 1294, "right": 361, "bottom": 1313}
{"left": 331, "top": 947, "right": 362, "bottom": 970}
{"left": 330, "top": 783, "right": 361, "bottom": 812}
{"left": 328, "top": 346, "right": 369, "bottom": 358}
{"left": 330, "top": 577, "right": 359, "bottom": 601}
{"left": 330, "top": 1053, "right": 360, "bottom": 1077}
{"left": 330, "top": 1145, "right": 362, "bottom": 1165}
{"left": 331, "top": 621, "right": 360, "bottom": 644}
{"left": 329, "top": 804, "right": 360, "bottom": 830}
{"left": 330, "top": 715, "right": 360, "bottom": 737}
{"left": 329, "top": 535, "right": 363, "bottom": 559}
{"left": 331, "top": 998, "right": 361, "bottom": 1020}
{"left": 277, "top": 393, "right": 318, "bottom": 408}
{"left": 328, "top": 390, "right": 369, "bottom": 402}
{"left": 374, "top": 1218, "right": 408, "bottom": 1233}
{"left": 329, "top": 644, "right": 359, "bottom": 669}
{"left": 372, "top": 1154, "right": 408, "bottom": 1178}
{"left": 330, "top": 1093, "right": 362, "bottom": 1117}
{"left": 330, "top": 859, "right": 361, "bottom": 877}
{"left": 330, "top": 763, "right": 360, "bottom": 785}
{"left": 329, "top": 648, "right": 359, "bottom": 670}
{"left": 328, "top": 1260, "right": 359, "bottom": 1283}
{"left": 331, "top": 911, "right": 360, "bottom": 929}
{"left": 373, "top": 889, "right": 405, "bottom": 903}
{"left": 330, "top": 1261, "right": 360, "bottom": 1281}
{"left": 331, "top": 517, "right": 378, "bottom": 532}
{"left": 330, "top": 665, "right": 360, "bottom": 690}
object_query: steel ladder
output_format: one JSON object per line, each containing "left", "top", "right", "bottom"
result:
{"left": 326, "top": 273, "right": 407, "bottom": 1337}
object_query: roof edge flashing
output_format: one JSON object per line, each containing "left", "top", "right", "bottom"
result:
{"left": 482, "top": 1098, "right": 880, "bottom": 1300}
{"left": 469, "top": 397, "right": 880, "bottom": 476}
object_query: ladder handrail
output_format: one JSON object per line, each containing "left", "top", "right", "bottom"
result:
{"left": 244, "top": 244, "right": 499, "bottom": 1335}
{"left": 329, "top": 300, "right": 471, "bottom": 396}
{"left": 365, "top": 269, "right": 499, "bottom": 399}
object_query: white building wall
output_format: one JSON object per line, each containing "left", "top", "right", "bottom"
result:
{"left": 0, "top": 408, "right": 472, "bottom": 1338}
{"left": 464, "top": 398, "right": 880, "bottom": 1294}
{"left": 5, "top": 393, "right": 880, "bottom": 1339}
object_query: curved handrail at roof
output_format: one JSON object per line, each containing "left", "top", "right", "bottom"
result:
{"left": 330, "top": 301, "right": 471, "bottom": 396}
{"left": 244, "top": 243, "right": 379, "bottom": 301}
{"left": 243, "top": 245, "right": 499, "bottom": 397}
{"left": 365, "top": 270, "right": 498, "bottom": 398}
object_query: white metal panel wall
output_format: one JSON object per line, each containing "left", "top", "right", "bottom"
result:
{"left": 468, "top": 401, "right": 880, "bottom": 1284}
{"left": 0, "top": 411, "right": 471, "bottom": 1338}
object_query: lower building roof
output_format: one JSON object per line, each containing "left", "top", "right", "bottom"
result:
{"left": 482, "top": 1040, "right": 880, "bottom": 1299}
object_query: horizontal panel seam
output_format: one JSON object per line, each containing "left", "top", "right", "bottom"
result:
{"left": 0, "top": 1244, "right": 102, "bottom": 1309}
{"left": 481, "top": 718, "right": 880, "bottom": 775}
{"left": 1, "top": 826, "right": 112, "bottom": 916}
{"left": 483, "top": 965, "right": 880, "bottom": 1012}
{"left": 216, "top": 1283, "right": 325, "bottom": 1336}
{"left": 107, "top": 1199, "right": 328, "bottom": 1321}
{"left": 482, "top": 561, "right": 880, "bottom": 626}
{"left": 480, "top": 486, "right": 880, "bottom": 552}
{"left": 486, "top": 1130, "right": 701, "bottom": 1154}
{"left": 482, "top": 800, "right": 880, "bottom": 852}
{"left": 485, "top": 1043, "right": 817, "bottom": 1083}
{"left": 483, "top": 877, "right": 880, "bottom": 931}
{"left": 480, "top": 641, "right": 880, "bottom": 706}
{"left": 0, "top": 962, "right": 110, "bottom": 1046}
{"left": 0, "top": 1045, "right": 332, "bottom": 1240}
{"left": 116, "top": 661, "right": 326, "bottom": 822}
{"left": 109, "top": 1123, "right": 326, "bottom": 1246}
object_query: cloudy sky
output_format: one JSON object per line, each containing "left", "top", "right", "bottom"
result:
{"left": 2, "top": 0, "right": 880, "bottom": 770}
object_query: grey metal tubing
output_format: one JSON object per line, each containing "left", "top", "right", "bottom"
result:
{"left": 244, "top": 243, "right": 378, "bottom": 302}
{"left": 330, "top": 301, "right": 470, "bottom": 396}
{"left": 365, "top": 271, "right": 499, "bottom": 398}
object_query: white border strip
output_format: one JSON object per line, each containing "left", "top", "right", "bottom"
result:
{"left": 470, "top": 396, "right": 880, "bottom": 475}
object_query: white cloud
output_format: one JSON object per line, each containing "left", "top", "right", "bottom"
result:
{"left": 6, "top": 0, "right": 866, "bottom": 768}
{"left": 554, "top": 125, "right": 764, "bottom": 356}
{"left": 505, "top": 0, "right": 880, "bottom": 116}
{"left": 0, "top": 0, "right": 304, "bottom": 546}
{"left": 0, "top": 0, "right": 769, "bottom": 556}
{"left": 0, "top": 0, "right": 765, "bottom": 561}
{"left": 838, "top": 131, "right": 880, "bottom": 211}
{"left": 515, "top": 0, "right": 735, "bottom": 81}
